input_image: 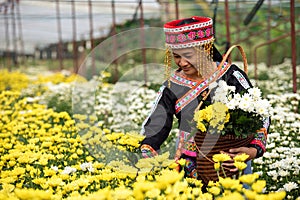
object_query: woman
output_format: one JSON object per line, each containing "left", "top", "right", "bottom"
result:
{"left": 140, "top": 16, "right": 269, "bottom": 184}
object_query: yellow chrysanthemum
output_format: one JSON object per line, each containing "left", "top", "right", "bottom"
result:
{"left": 208, "top": 186, "right": 221, "bottom": 196}
{"left": 155, "top": 170, "right": 184, "bottom": 189}
{"left": 212, "top": 153, "right": 231, "bottom": 163}
{"left": 168, "top": 162, "right": 179, "bottom": 169}
{"left": 214, "top": 162, "right": 221, "bottom": 171}
{"left": 234, "top": 161, "right": 247, "bottom": 171}
{"left": 251, "top": 180, "right": 266, "bottom": 193}
{"left": 218, "top": 177, "right": 240, "bottom": 190}
{"left": 239, "top": 173, "right": 260, "bottom": 185}
{"left": 178, "top": 158, "right": 186, "bottom": 166}
{"left": 266, "top": 191, "right": 286, "bottom": 200}
{"left": 243, "top": 189, "right": 257, "bottom": 200}
{"left": 215, "top": 191, "right": 244, "bottom": 200}
{"left": 233, "top": 153, "right": 249, "bottom": 162}
{"left": 197, "top": 121, "right": 207, "bottom": 132}
{"left": 225, "top": 113, "right": 230, "bottom": 123}
{"left": 14, "top": 188, "right": 52, "bottom": 200}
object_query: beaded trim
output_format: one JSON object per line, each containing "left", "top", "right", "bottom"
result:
{"left": 165, "top": 27, "right": 213, "bottom": 43}
{"left": 170, "top": 73, "right": 198, "bottom": 88}
{"left": 166, "top": 37, "right": 214, "bottom": 49}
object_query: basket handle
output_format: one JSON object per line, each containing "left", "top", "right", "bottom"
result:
{"left": 217, "top": 44, "right": 248, "bottom": 74}
{"left": 194, "top": 45, "right": 248, "bottom": 113}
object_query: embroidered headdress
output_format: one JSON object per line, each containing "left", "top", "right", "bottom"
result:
{"left": 164, "top": 16, "right": 214, "bottom": 49}
{"left": 163, "top": 16, "right": 221, "bottom": 86}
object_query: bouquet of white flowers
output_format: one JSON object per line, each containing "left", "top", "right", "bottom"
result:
{"left": 194, "top": 80, "right": 271, "bottom": 138}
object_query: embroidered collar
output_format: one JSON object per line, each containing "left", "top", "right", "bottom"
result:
{"left": 174, "top": 62, "right": 229, "bottom": 114}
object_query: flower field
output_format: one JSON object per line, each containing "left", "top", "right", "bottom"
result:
{"left": 0, "top": 60, "right": 299, "bottom": 199}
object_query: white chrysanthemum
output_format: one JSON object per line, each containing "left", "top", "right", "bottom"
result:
{"left": 61, "top": 166, "right": 77, "bottom": 175}
{"left": 218, "top": 80, "right": 229, "bottom": 91}
{"left": 267, "top": 170, "right": 278, "bottom": 181}
{"left": 283, "top": 182, "right": 298, "bottom": 192}
{"left": 80, "top": 162, "right": 94, "bottom": 172}
{"left": 275, "top": 147, "right": 289, "bottom": 153}
{"left": 255, "top": 99, "right": 271, "bottom": 117}
{"left": 239, "top": 93, "right": 254, "bottom": 112}
{"left": 227, "top": 85, "right": 236, "bottom": 93}
{"left": 253, "top": 157, "right": 264, "bottom": 165}
{"left": 226, "top": 98, "right": 239, "bottom": 109}
{"left": 212, "top": 92, "right": 228, "bottom": 104}
{"left": 51, "top": 166, "right": 59, "bottom": 172}
{"left": 278, "top": 170, "right": 289, "bottom": 177}
{"left": 248, "top": 87, "right": 262, "bottom": 100}
{"left": 209, "top": 81, "right": 218, "bottom": 90}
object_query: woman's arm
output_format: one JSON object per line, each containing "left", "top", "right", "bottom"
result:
{"left": 140, "top": 85, "right": 177, "bottom": 157}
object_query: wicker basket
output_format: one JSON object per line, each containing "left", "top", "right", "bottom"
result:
{"left": 194, "top": 131, "right": 254, "bottom": 186}
{"left": 192, "top": 44, "right": 251, "bottom": 185}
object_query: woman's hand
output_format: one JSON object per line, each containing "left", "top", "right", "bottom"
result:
{"left": 220, "top": 147, "right": 257, "bottom": 172}
{"left": 227, "top": 147, "right": 257, "bottom": 160}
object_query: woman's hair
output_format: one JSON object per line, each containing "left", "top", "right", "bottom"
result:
{"left": 176, "top": 18, "right": 223, "bottom": 62}
{"left": 176, "top": 18, "right": 199, "bottom": 26}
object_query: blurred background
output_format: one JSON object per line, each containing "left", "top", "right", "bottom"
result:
{"left": 0, "top": 0, "right": 299, "bottom": 88}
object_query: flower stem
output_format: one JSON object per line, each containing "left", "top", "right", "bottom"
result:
{"left": 221, "top": 163, "right": 227, "bottom": 178}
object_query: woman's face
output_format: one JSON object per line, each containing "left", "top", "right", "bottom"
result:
{"left": 172, "top": 47, "right": 199, "bottom": 79}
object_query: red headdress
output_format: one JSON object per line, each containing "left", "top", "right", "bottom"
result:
{"left": 164, "top": 16, "right": 214, "bottom": 49}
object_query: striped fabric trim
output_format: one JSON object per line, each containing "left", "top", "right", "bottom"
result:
{"left": 232, "top": 70, "right": 250, "bottom": 89}
{"left": 141, "top": 144, "right": 158, "bottom": 158}
{"left": 166, "top": 37, "right": 214, "bottom": 49}
{"left": 179, "top": 130, "right": 197, "bottom": 157}
{"left": 175, "top": 63, "right": 229, "bottom": 114}
{"left": 170, "top": 73, "right": 198, "bottom": 88}
{"left": 250, "top": 139, "right": 266, "bottom": 153}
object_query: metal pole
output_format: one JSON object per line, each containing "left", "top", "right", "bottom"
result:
{"left": 290, "top": 0, "right": 297, "bottom": 93}
{"left": 88, "top": 0, "right": 95, "bottom": 76}
{"left": 112, "top": 0, "right": 119, "bottom": 83}
{"left": 16, "top": 0, "right": 24, "bottom": 64}
{"left": 165, "top": 0, "right": 170, "bottom": 21}
{"left": 71, "top": 0, "right": 78, "bottom": 73}
{"left": 11, "top": 0, "right": 18, "bottom": 66}
{"left": 253, "top": 30, "right": 300, "bottom": 80}
{"left": 139, "top": 0, "right": 147, "bottom": 85}
{"left": 4, "top": 3, "right": 11, "bottom": 70}
{"left": 224, "top": 0, "right": 231, "bottom": 54}
{"left": 56, "top": 0, "right": 63, "bottom": 70}
{"left": 266, "top": 0, "right": 271, "bottom": 67}
{"left": 235, "top": 0, "right": 240, "bottom": 60}
{"left": 175, "top": 0, "right": 179, "bottom": 19}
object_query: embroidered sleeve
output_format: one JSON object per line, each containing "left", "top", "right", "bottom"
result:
{"left": 141, "top": 144, "right": 158, "bottom": 158}
{"left": 248, "top": 117, "right": 270, "bottom": 157}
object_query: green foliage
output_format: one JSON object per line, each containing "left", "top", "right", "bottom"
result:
{"left": 257, "top": 71, "right": 270, "bottom": 81}
{"left": 227, "top": 110, "right": 263, "bottom": 138}
{"left": 47, "top": 94, "right": 72, "bottom": 116}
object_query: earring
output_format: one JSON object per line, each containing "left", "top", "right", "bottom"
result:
{"left": 164, "top": 45, "right": 172, "bottom": 87}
